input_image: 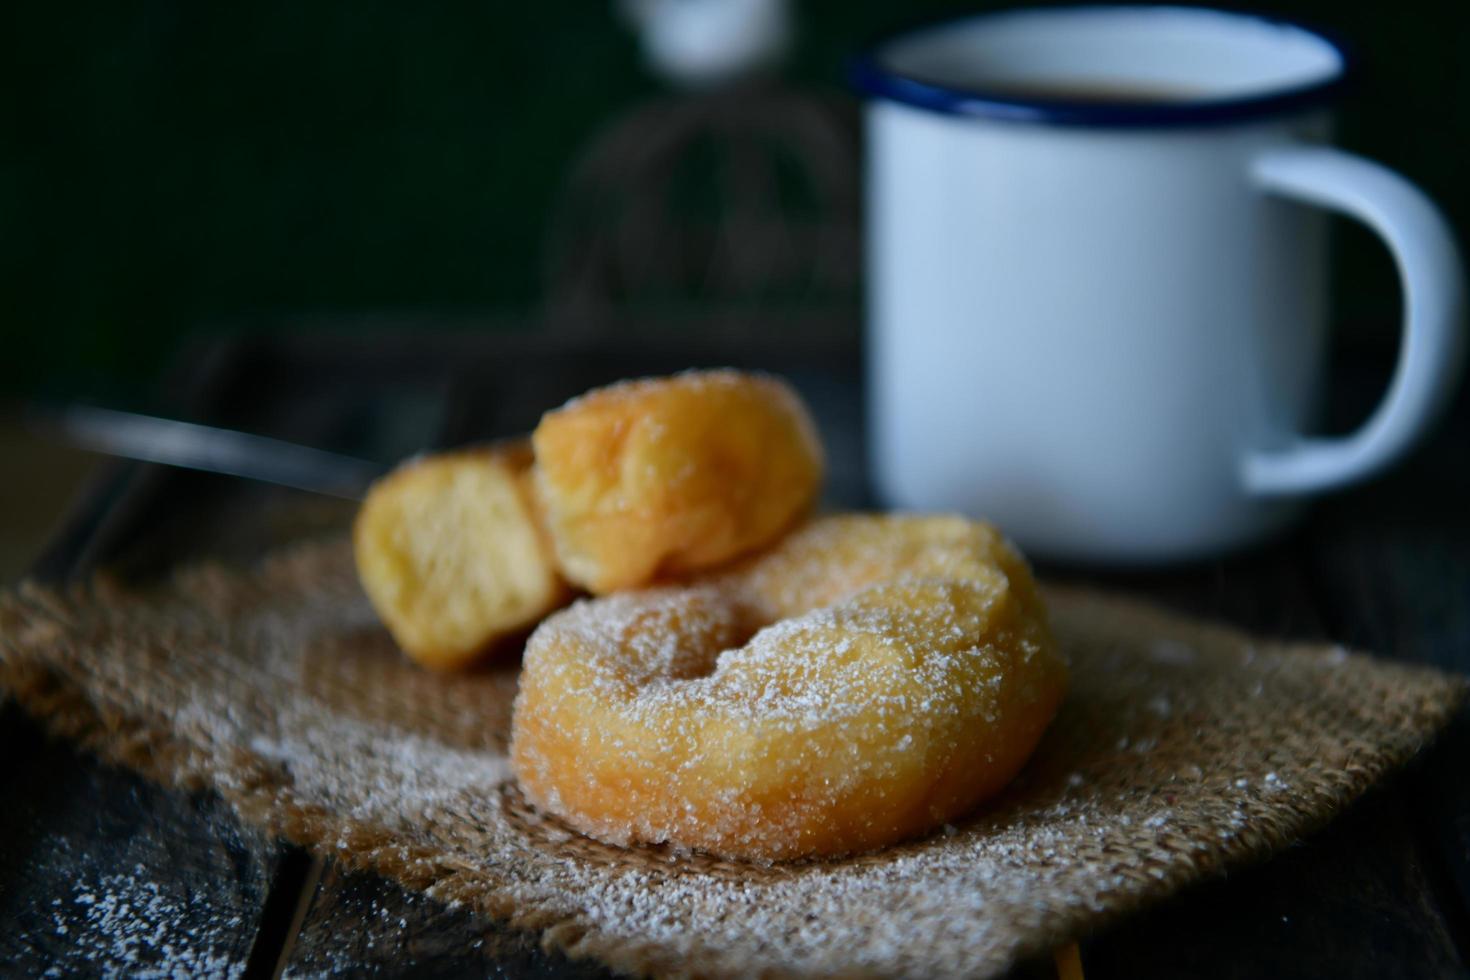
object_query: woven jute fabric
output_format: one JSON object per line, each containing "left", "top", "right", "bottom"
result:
{"left": 0, "top": 536, "right": 1462, "bottom": 979}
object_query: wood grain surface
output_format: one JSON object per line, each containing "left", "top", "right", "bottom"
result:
{"left": 3, "top": 325, "right": 1466, "bottom": 978}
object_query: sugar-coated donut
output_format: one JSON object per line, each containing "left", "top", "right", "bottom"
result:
{"left": 509, "top": 514, "right": 1066, "bottom": 861}
{"left": 531, "top": 370, "right": 824, "bottom": 594}
{"left": 353, "top": 443, "right": 568, "bottom": 671}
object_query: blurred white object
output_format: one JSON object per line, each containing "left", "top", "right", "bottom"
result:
{"left": 619, "top": 0, "right": 792, "bottom": 87}
{"left": 858, "top": 7, "right": 1465, "bottom": 563}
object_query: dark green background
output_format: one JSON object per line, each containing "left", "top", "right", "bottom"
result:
{"left": 4, "top": 0, "right": 1464, "bottom": 399}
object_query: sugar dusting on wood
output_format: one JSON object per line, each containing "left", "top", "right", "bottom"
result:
{"left": 44, "top": 866, "right": 245, "bottom": 979}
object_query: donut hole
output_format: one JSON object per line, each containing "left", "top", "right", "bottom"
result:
{"left": 610, "top": 588, "right": 765, "bottom": 686}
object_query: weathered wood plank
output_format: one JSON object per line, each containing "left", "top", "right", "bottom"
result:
{"left": 280, "top": 864, "right": 611, "bottom": 980}
{"left": 0, "top": 705, "right": 290, "bottom": 978}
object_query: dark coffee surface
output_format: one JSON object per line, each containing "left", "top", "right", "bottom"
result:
{"left": 976, "top": 79, "right": 1204, "bottom": 104}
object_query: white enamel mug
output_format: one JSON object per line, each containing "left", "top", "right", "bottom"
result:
{"left": 854, "top": 5, "right": 1465, "bottom": 563}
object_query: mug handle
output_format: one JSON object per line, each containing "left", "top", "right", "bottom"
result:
{"left": 1241, "top": 146, "right": 1466, "bottom": 496}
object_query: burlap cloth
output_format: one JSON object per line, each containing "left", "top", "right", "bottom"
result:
{"left": 0, "top": 536, "right": 1462, "bottom": 979}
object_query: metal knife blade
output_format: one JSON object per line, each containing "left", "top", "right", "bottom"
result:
{"left": 31, "top": 404, "right": 390, "bottom": 500}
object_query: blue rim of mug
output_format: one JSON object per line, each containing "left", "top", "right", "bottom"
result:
{"left": 848, "top": 5, "right": 1355, "bottom": 128}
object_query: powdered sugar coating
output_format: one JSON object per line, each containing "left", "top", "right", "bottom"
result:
{"left": 510, "top": 514, "right": 1067, "bottom": 861}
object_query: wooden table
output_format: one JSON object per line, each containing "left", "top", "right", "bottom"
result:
{"left": 3, "top": 322, "right": 1466, "bottom": 978}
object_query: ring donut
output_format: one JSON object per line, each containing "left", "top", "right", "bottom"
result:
{"left": 532, "top": 370, "right": 824, "bottom": 594}
{"left": 509, "top": 514, "right": 1067, "bottom": 861}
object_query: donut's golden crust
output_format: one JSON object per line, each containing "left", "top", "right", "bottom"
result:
{"left": 510, "top": 514, "right": 1067, "bottom": 861}
{"left": 531, "top": 370, "right": 824, "bottom": 594}
{"left": 353, "top": 444, "right": 568, "bottom": 671}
